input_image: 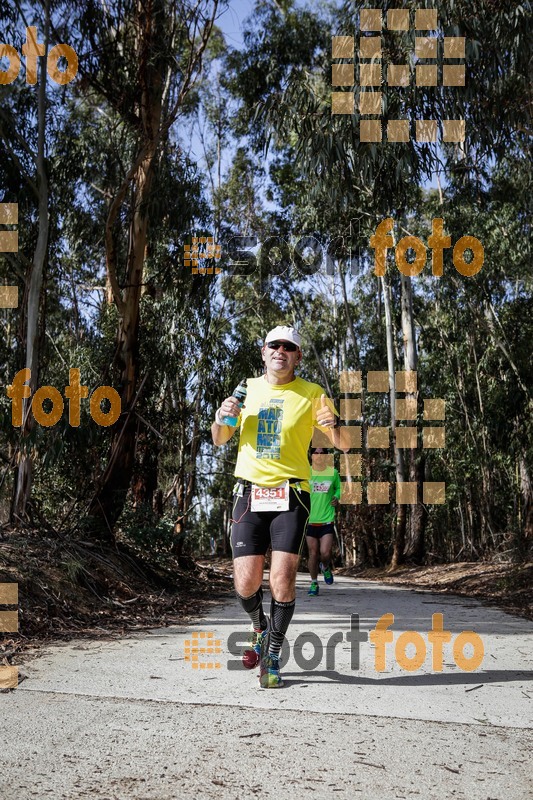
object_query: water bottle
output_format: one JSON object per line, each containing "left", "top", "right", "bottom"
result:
{"left": 222, "top": 379, "right": 247, "bottom": 426}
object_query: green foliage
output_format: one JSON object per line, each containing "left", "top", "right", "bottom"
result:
{"left": 0, "top": 0, "right": 530, "bottom": 568}
{"left": 118, "top": 504, "right": 175, "bottom": 558}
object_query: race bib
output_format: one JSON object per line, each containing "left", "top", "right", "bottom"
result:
{"left": 251, "top": 480, "right": 290, "bottom": 512}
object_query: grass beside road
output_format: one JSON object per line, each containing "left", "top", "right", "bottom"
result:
{"left": 0, "top": 529, "right": 234, "bottom": 677}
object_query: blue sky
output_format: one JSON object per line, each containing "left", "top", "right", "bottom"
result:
{"left": 217, "top": 0, "right": 252, "bottom": 48}
{"left": 187, "top": 1, "right": 444, "bottom": 194}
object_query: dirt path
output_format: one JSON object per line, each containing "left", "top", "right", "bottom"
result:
{"left": 2, "top": 573, "right": 532, "bottom": 799}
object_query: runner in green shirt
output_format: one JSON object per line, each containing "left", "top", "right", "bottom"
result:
{"left": 307, "top": 448, "right": 341, "bottom": 595}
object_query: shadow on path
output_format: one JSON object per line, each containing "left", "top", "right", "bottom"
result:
{"left": 280, "top": 669, "right": 533, "bottom": 687}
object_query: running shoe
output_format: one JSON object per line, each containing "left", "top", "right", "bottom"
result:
{"left": 320, "top": 562, "right": 334, "bottom": 585}
{"left": 308, "top": 581, "right": 319, "bottom": 596}
{"left": 259, "top": 653, "right": 284, "bottom": 688}
{"left": 242, "top": 623, "right": 269, "bottom": 670}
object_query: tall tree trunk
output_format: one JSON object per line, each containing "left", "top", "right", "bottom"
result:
{"left": 339, "top": 260, "right": 361, "bottom": 368}
{"left": 131, "top": 427, "right": 159, "bottom": 510}
{"left": 90, "top": 148, "right": 161, "bottom": 527}
{"left": 88, "top": 1, "right": 164, "bottom": 530}
{"left": 400, "top": 275, "right": 426, "bottom": 562}
{"left": 518, "top": 454, "right": 533, "bottom": 559}
{"left": 381, "top": 275, "right": 406, "bottom": 570}
{"left": 11, "top": 11, "right": 50, "bottom": 522}
{"left": 172, "top": 379, "right": 204, "bottom": 553}
{"left": 87, "top": 0, "right": 218, "bottom": 533}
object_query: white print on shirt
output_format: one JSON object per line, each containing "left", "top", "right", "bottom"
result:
{"left": 312, "top": 480, "right": 332, "bottom": 493}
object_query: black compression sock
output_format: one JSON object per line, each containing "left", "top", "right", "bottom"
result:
{"left": 269, "top": 597, "right": 295, "bottom": 658}
{"left": 236, "top": 588, "right": 267, "bottom": 630}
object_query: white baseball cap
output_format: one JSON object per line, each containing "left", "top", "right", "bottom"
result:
{"left": 264, "top": 325, "right": 301, "bottom": 348}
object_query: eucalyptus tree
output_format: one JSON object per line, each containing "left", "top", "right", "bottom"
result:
{"left": 223, "top": 0, "right": 531, "bottom": 565}
{"left": 0, "top": 0, "right": 84, "bottom": 520}
{"left": 57, "top": 0, "right": 226, "bottom": 530}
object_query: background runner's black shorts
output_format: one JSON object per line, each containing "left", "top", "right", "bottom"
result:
{"left": 230, "top": 484, "right": 310, "bottom": 557}
{"left": 306, "top": 522, "right": 335, "bottom": 539}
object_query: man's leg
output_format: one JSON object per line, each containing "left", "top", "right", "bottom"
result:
{"left": 319, "top": 532, "right": 335, "bottom": 584}
{"left": 234, "top": 554, "right": 265, "bottom": 598}
{"left": 306, "top": 534, "right": 320, "bottom": 595}
{"left": 233, "top": 555, "right": 269, "bottom": 669}
{"left": 259, "top": 487, "right": 309, "bottom": 687}
{"left": 268, "top": 550, "right": 299, "bottom": 660}
{"left": 319, "top": 532, "right": 334, "bottom": 570}
{"left": 230, "top": 489, "right": 270, "bottom": 668}
{"left": 306, "top": 534, "right": 320, "bottom": 581}
{"left": 234, "top": 554, "right": 268, "bottom": 629}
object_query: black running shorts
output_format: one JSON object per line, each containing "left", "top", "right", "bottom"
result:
{"left": 231, "top": 484, "right": 310, "bottom": 557}
{"left": 306, "top": 522, "right": 335, "bottom": 539}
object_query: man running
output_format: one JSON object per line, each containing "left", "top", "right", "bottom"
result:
{"left": 212, "top": 325, "right": 349, "bottom": 688}
{"left": 307, "top": 448, "right": 341, "bottom": 596}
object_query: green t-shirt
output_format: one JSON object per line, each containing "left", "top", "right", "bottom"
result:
{"left": 309, "top": 467, "right": 341, "bottom": 524}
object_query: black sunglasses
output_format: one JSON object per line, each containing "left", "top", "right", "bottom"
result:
{"left": 267, "top": 341, "right": 298, "bottom": 352}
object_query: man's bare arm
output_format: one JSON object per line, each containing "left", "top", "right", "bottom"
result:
{"left": 314, "top": 393, "right": 351, "bottom": 452}
{"left": 322, "top": 426, "right": 352, "bottom": 452}
{"left": 211, "top": 395, "right": 243, "bottom": 446}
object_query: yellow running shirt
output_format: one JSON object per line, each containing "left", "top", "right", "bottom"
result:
{"left": 234, "top": 375, "right": 326, "bottom": 492}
